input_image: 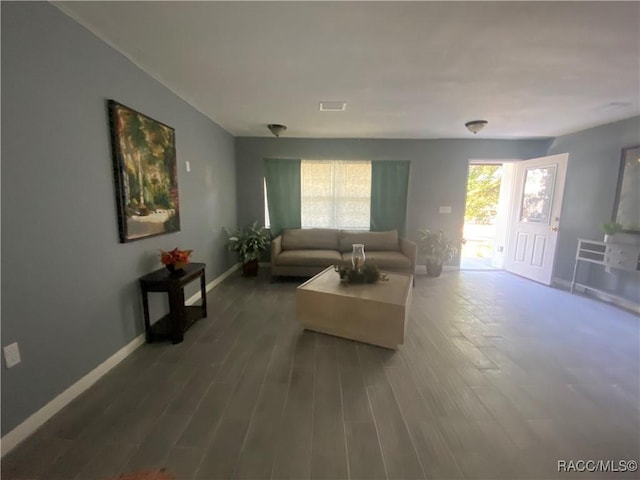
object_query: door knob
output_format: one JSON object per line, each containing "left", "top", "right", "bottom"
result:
{"left": 549, "top": 226, "right": 559, "bottom": 232}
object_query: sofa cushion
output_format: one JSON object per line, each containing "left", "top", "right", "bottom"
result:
{"left": 277, "top": 249, "right": 344, "bottom": 267}
{"left": 342, "top": 251, "right": 411, "bottom": 269}
{"left": 338, "top": 230, "right": 399, "bottom": 253}
{"left": 281, "top": 228, "right": 339, "bottom": 251}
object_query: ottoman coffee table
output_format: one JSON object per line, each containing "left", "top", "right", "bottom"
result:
{"left": 296, "top": 266, "right": 413, "bottom": 349}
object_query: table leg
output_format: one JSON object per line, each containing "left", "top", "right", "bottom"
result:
{"left": 141, "top": 289, "right": 153, "bottom": 343}
{"left": 571, "top": 259, "right": 579, "bottom": 294}
{"left": 200, "top": 271, "right": 207, "bottom": 318}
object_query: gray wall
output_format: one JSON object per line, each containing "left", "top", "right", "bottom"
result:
{"left": 235, "top": 137, "right": 552, "bottom": 263}
{"left": 548, "top": 117, "right": 639, "bottom": 297}
{"left": 1, "top": 2, "right": 237, "bottom": 435}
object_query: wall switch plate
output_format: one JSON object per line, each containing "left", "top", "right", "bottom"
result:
{"left": 185, "top": 161, "right": 191, "bottom": 172}
{"left": 439, "top": 206, "right": 452, "bottom": 214}
{"left": 4, "top": 342, "right": 21, "bottom": 369}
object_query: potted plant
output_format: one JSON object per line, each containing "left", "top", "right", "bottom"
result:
{"left": 600, "top": 222, "right": 624, "bottom": 243}
{"left": 418, "top": 229, "right": 458, "bottom": 277}
{"left": 225, "top": 222, "right": 271, "bottom": 276}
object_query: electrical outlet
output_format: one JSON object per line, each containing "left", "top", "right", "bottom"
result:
{"left": 4, "top": 342, "right": 21, "bottom": 369}
{"left": 439, "top": 206, "right": 452, "bottom": 214}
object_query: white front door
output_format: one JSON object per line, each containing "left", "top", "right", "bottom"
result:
{"left": 505, "top": 153, "right": 568, "bottom": 285}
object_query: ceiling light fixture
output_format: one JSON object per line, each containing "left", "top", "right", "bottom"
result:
{"left": 267, "top": 124, "right": 287, "bottom": 137}
{"left": 319, "top": 101, "right": 347, "bottom": 111}
{"left": 465, "top": 120, "right": 488, "bottom": 134}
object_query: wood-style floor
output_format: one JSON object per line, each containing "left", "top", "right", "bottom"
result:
{"left": 2, "top": 269, "right": 639, "bottom": 480}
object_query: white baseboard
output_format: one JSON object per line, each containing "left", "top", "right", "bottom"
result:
{"left": 0, "top": 334, "right": 145, "bottom": 456}
{"left": 0, "top": 262, "right": 240, "bottom": 457}
{"left": 552, "top": 277, "right": 572, "bottom": 290}
{"left": 185, "top": 263, "right": 239, "bottom": 305}
{"left": 553, "top": 276, "right": 640, "bottom": 314}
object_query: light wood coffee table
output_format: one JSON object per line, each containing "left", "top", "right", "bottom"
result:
{"left": 296, "top": 266, "right": 413, "bottom": 349}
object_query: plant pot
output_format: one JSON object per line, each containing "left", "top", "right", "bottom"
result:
{"left": 166, "top": 264, "right": 185, "bottom": 275}
{"left": 425, "top": 259, "right": 443, "bottom": 277}
{"left": 242, "top": 259, "right": 259, "bottom": 277}
{"left": 605, "top": 232, "right": 640, "bottom": 245}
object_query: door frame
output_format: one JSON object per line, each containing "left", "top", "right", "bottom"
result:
{"left": 462, "top": 159, "right": 518, "bottom": 270}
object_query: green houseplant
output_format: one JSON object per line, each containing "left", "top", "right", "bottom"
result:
{"left": 418, "top": 229, "right": 458, "bottom": 277}
{"left": 225, "top": 222, "right": 271, "bottom": 276}
{"left": 600, "top": 222, "right": 624, "bottom": 234}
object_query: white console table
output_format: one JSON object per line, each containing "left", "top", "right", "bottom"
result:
{"left": 571, "top": 238, "right": 640, "bottom": 310}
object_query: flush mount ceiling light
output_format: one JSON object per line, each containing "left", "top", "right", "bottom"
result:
{"left": 267, "top": 124, "right": 287, "bottom": 137}
{"left": 319, "top": 101, "right": 347, "bottom": 112}
{"left": 465, "top": 120, "right": 488, "bottom": 134}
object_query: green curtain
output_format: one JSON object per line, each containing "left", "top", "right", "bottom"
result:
{"left": 264, "top": 158, "right": 301, "bottom": 236}
{"left": 370, "top": 160, "right": 410, "bottom": 234}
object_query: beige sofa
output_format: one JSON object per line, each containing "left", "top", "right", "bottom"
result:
{"left": 271, "top": 228, "right": 416, "bottom": 278}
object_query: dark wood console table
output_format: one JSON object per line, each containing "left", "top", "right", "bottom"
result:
{"left": 139, "top": 262, "right": 207, "bottom": 344}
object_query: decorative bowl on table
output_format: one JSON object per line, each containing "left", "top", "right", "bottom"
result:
{"left": 334, "top": 263, "right": 388, "bottom": 285}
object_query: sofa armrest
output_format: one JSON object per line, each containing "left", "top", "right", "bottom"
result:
{"left": 271, "top": 235, "right": 283, "bottom": 268}
{"left": 399, "top": 237, "right": 417, "bottom": 274}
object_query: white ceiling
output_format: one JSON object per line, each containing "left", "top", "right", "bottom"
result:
{"left": 55, "top": 1, "right": 640, "bottom": 139}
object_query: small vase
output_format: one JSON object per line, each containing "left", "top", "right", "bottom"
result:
{"left": 351, "top": 244, "right": 366, "bottom": 272}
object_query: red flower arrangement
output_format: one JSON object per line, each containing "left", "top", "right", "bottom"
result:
{"left": 160, "top": 247, "right": 193, "bottom": 271}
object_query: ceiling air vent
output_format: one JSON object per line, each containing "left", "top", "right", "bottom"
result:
{"left": 319, "top": 101, "right": 347, "bottom": 112}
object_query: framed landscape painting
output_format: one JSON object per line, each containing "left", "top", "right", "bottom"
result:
{"left": 108, "top": 100, "right": 180, "bottom": 242}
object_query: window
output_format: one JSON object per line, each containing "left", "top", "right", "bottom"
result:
{"left": 301, "top": 160, "right": 371, "bottom": 229}
{"left": 519, "top": 165, "right": 556, "bottom": 224}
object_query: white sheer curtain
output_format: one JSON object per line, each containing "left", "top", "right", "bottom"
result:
{"left": 301, "top": 160, "right": 371, "bottom": 229}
